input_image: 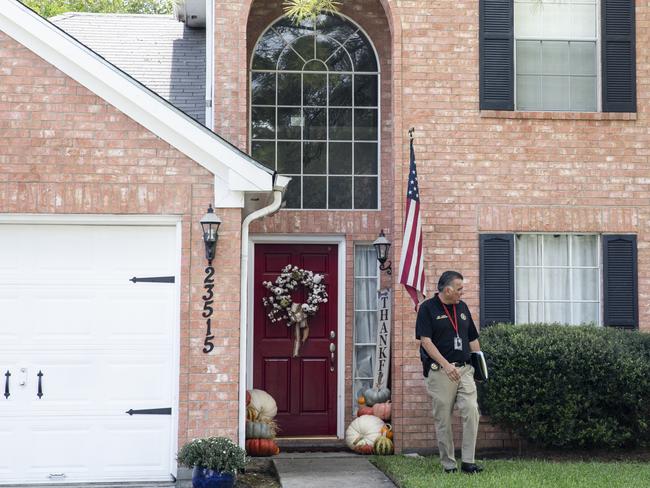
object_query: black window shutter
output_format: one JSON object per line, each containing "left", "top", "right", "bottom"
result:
{"left": 479, "top": 234, "right": 514, "bottom": 327}
{"left": 603, "top": 235, "right": 638, "bottom": 328}
{"left": 602, "top": 0, "right": 636, "bottom": 112}
{"left": 479, "top": 0, "right": 514, "bottom": 110}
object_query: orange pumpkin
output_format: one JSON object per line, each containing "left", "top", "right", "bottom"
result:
{"left": 245, "top": 438, "right": 279, "bottom": 457}
{"left": 355, "top": 443, "right": 374, "bottom": 455}
{"left": 381, "top": 423, "right": 393, "bottom": 440}
{"left": 356, "top": 406, "right": 373, "bottom": 417}
{"left": 372, "top": 401, "right": 392, "bottom": 421}
{"left": 357, "top": 395, "right": 366, "bottom": 406}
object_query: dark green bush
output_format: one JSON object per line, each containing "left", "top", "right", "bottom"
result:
{"left": 478, "top": 323, "right": 650, "bottom": 449}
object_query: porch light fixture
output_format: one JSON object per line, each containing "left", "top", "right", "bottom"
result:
{"left": 200, "top": 204, "right": 222, "bottom": 262}
{"left": 373, "top": 229, "right": 392, "bottom": 275}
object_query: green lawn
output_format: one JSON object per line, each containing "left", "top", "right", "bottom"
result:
{"left": 371, "top": 455, "right": 650, "bottom": 488}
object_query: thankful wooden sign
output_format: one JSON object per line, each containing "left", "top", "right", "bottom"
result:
{"left": 373, "top": 288, "right": 391, "bottom": 390}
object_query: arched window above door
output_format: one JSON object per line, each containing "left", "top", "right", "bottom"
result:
{"left": 250, "top": 15, "right": 380, "bottom": 210}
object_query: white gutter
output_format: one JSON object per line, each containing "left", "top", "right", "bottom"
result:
{"left": 237, "top": 189, "right": 284, "bottom": 446}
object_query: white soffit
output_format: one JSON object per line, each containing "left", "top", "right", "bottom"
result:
{"left": 0, "top": 1, "right": 273, "bottom": 194}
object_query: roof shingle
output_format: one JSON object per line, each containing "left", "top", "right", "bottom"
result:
{"left": 51, "top": 13, "right": 206, "bottom": 125}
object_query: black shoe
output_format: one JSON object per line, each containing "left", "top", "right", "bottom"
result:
{"left": 444, "top": 467, "right": 458, "bottom": 473}
{"left": 461, "top": 462, "right": 483, "bottom": 474}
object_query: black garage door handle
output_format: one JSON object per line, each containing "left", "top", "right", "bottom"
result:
{"left": 126, "top": 408, "right": 172, "bottom": 415}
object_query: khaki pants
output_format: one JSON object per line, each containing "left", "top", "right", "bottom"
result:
{"left": 424, "top": 364, "right": 479, "bottom": 470}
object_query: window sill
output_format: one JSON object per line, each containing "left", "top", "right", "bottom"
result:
{"left": 480, "top": 110, "right": 637, "bottom": 121}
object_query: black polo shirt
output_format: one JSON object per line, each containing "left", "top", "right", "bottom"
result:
{"left": 416, "top": 293, "right": 479, "bottom": 365}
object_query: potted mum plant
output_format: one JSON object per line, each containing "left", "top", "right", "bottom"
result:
{"left": 177, "top": 437, "right": 248, "bottom": 488}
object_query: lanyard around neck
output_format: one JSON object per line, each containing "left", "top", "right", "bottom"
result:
{"left": 441, "top": 302, "right": 459, "bottom": 337}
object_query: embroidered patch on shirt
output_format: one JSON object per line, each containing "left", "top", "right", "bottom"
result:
{"left": 460, "top": 313, "right": 467, "bottom": 321}
{"left": 436, "top": 314, "right": 447, "bottom": 320}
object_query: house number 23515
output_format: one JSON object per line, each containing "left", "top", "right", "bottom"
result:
{"left": 202, "top": 265, "right": 215, "bottom": 353}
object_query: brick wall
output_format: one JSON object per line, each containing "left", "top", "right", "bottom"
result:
{"left": 0, "top": 31, "right": 242, "bottom": 445}
{"left": 229, "top": 0, "right": 650, "bottom": 454}
{"left": 392, "top": 0, "right": 650, "bottom": 452}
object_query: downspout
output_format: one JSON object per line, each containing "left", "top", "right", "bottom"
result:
{"left": 205, "top": 0, "right": 214, "bottom": 130}
{"left": 238, "top": 187, "right": 284, "bottom": 446}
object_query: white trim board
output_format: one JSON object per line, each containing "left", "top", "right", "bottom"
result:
{"left": 0, "top": 1, "right": 273, "bottom": 196}
{"left": 247, "top": 235, "right": 347, "bottom": 439}
{"left": 0, "top": 214, "right": 182, "bottom": 225}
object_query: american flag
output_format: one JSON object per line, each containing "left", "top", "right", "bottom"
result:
{"left": 398, "top": 136, "right": 426, "bottom": 309}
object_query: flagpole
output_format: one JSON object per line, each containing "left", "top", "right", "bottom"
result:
{"left": 399, "top": 127, "right": 426, "bottom": 309}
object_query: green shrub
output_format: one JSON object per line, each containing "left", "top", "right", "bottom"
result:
{"left": 478, "top": 323, "right": 650, "bottom": 449}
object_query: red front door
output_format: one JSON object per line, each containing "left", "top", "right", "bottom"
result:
{"left": 253, "top": 244, "right": 338, "bottom": 436}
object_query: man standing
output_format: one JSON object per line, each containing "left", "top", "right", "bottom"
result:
{"left": 416, "top": 270, "right": 483, "bottom": 474}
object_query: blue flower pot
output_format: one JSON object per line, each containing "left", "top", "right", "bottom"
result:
{"left": 191, "top": 466, "right": 236, "bottom": 488}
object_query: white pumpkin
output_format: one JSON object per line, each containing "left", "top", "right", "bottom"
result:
{"left": 345, "top": 415, "right": 385, "bottom": 452}
{"left": 248, "top": 389, "right": 278, "bottom": 420}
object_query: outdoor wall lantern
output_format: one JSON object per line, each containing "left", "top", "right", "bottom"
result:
{"left": 200, "top": 204, "right": 222, "bottom": 263}
{"left": 373, "top": 229, "right": 392, "bottom": 275}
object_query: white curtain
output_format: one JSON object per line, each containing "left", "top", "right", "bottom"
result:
{"left": 516, "top": 234, "right": 598, "bottom": 325}
{"left": 353, "top": 246, "right": 379, "bottom": 406}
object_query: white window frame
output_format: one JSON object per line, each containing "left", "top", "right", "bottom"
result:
{"left": 514, "top": 233, "right": 602, "bottom": 325}
{"left": 352, "top": 244, "right": 379, "bottom": 412}
{"left": 513, "top": 0, "right": 602, "bottom": 112}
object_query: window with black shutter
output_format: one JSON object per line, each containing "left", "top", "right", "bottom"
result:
{"left": 480, "top": 233, "right": 638, "bottom": 327}
{"left": 603, "top": 235, "right": 638, "bottom": 328}
{"left": 479, "top": 0, "right": 636, "bottom": 112}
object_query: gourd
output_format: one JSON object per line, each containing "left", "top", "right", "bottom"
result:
{"left": 245, "top": 438, "right": 280, "bottom": 457}
{"left": 345, "top": 415, "right": 385, "bottom": 454}
{"left": 372, "top": 401, "right": 392, "bottom": 421}
{"left": 245, "top": 421, "right": 275, "bottom": 439}
{"left": 246, "top": 390, "right": 251, "bottom": 406}
{"left": 357, "top": 395, "right": 366, "bottom": 406}
{"left": 246, "top": 405, "right": 260, "bottom": 422}
{"left": 373, "top": 436, "right": 394, "bottom": 455}
{"left": 248, "top": 389, "right": 278, "bottom": 420}
{"left": 363, "top": 387, "right": 390, "bottom": 407}
{"left": 380, "top": 423, "right": 393, "bottom": 440}
{"left": 356, "top": 406, "right": 373, "bottom": 417}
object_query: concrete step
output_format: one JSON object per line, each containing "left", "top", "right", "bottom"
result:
{"left": 275, "top": 437, "right": 348, "bottom": 453}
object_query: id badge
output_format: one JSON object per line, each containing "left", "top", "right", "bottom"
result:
{"left": 454, "top": 336, "right": 463, "bottom": 351}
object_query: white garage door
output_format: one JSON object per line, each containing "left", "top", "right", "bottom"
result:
{"left": 0, "top": 223, "right": 178, "bottom": 484}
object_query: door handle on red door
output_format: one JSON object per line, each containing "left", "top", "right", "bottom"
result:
{"left": 329, "top": 343, "right": 336, "bottom": 372}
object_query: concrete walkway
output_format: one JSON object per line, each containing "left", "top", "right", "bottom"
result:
{"left": 273, "top": 452, "right": 396, "bottom": 488}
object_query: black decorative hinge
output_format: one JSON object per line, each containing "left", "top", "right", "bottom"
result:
{"left": 37, "top": 370, "right": 43, "bottom": 399}
{"left": 4, "top": 371, "right": 10, "bottom": 399}
{"left": 126, "top": 407, "right": 172, "bottom": 416}
{"left": 129, "top": 276, "right": 175, "bottom": 283}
